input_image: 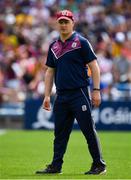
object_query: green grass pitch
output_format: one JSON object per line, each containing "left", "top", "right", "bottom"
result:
{"left": 0, "top": 130, "right": 131, "bottom": 179}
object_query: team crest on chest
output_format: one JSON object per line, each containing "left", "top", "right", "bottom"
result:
{"left": 72, "top": 42, "right": 77, "bottom": 48}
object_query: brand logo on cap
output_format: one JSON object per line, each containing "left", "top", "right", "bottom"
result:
{"left": 61, "top": 10, "right": 69, "bottom": 16}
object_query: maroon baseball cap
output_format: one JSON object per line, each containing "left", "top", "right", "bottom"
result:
{"left": 56, "top": 10, "right": 74, "bottom": 21}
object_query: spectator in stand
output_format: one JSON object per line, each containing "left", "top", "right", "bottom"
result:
{"left": 112, "top": 51, "right": 131, "bottom": 84}
{"left": 96, "top": 42, "right": 113, "bottom": 100}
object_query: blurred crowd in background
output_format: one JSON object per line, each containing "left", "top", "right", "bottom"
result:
{"left": 0, "top": 0, "right": 131, "bottom": 105}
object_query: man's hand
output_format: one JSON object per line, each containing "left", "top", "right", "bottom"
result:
{"left": 43, "top": 96, "right": 51, "bottom": 111}
{"left": 92, "top": 91, "right": 101, "bottom": 107}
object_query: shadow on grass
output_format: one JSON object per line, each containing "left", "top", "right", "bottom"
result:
{"left": 9, "top": 173, "right": 109, "bottom": 180}
{"left": 10, "top": 172, "right": 89, "bottom": 179}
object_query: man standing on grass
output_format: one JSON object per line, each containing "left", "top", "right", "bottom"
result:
{"left": 36, "top": 10, "right": 106, "bottom": 175}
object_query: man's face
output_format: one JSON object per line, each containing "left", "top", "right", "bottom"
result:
{"left": 57, "top": 19, "right": 74, "bottom": 35}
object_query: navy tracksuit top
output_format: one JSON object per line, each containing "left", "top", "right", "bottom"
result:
{"left": 46, "top": 32, "right": 97, "bottom": 91}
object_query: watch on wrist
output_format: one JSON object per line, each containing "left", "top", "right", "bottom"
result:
{"left": 93, "top": 88, "right": 100, "bottom": 91}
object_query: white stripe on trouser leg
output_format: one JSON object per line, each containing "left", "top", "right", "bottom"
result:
{"left": 80, "top": 88, "right": 92, "bottom": 112}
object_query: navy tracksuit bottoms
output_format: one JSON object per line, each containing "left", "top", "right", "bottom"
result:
{"left": 51, "top": 87, "right": 104, "bottom": 169}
